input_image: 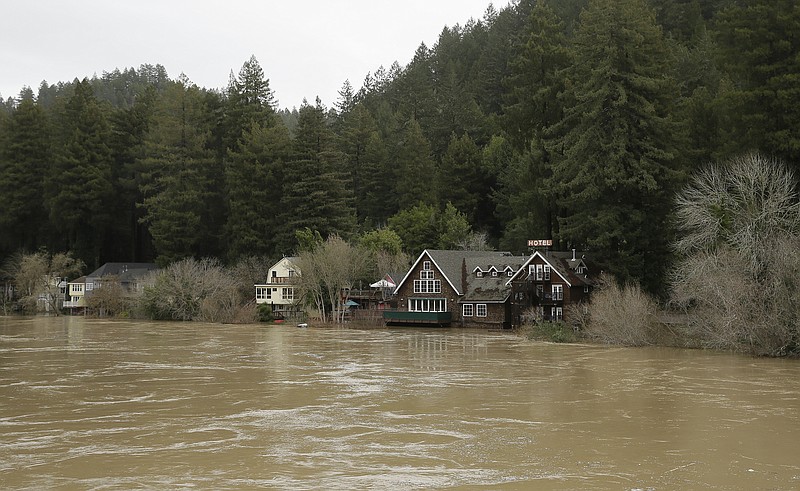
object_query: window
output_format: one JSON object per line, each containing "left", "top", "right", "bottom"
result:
{"left": 584, "top": 285, "right": 590, "bottom": 293}
{"left": 73, "top": 284, "right": 83, "bottom": 292}
{"left": 423, "top": 261, "right": 431, "bottom": 270}
{"left": 544, "top": 265, "right": 551, "bottom": 281}
{"left": 409, "top": 298, "right": 446, "bottom": 312}
{"left": 552, "top": 284, "right": 563, "bottom": 301}
{"left": 535, "top": 264, "right": 544, "bottom": 280}
{"left": 282, "top": 288, "right": 293, "bottom": 300}
{"left": 577, "top": 266, "right": 585, "bottom": 274}
{"left": 463, "top": 304, "right": 474, "bottom": 317}
{"left": 86, "top": 282, "right": 94, "bottom": 291}
{"left": 536, "top": 285, "right": 544, "bottom": 298}
{"left": 420, "top": 270, "right": 434, "bottom": 279}
{"left": 551, "top": 306, "right": 563, "bottom": 320}
{"left": 476, "top": 271, "right": 483, "bottom": 278}
{"left": 507, "top": 271, "right": 514, "bottom": 277}
{"left": 414, "top": 280, "right": 441, "bottom": 294}
{"left": 256, "top": 287, "right": 268, "bottom": 301}
{"left": 476, "top": 304, "right": 487, "bottom": 317}
{"left": 288, "top": 270, "right": 296, "bottom": 277}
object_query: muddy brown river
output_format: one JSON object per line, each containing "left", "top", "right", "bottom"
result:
{"left": 1, "top": 316, "right": 799, "bottom": 490}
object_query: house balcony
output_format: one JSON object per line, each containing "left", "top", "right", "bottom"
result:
{"left": 383, "top": 310, "right": 452, "bottom": 327}
{"left": 537, "top": 292, "right": 563, "bottom": 303}
{"left": 265, "top": 277, "right": 295, "bottom": 285}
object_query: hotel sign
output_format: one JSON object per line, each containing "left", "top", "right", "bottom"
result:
{"left": 527, "top": 239, "right": 553, "bottom": 247}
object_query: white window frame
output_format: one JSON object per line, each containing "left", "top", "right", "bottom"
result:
{"left": 476, "top": 304, "right": 487, "bottom": 317}
{"left": 256, "top": 287, "right": 268, "bottom": 301}
{"left": 544, "top": 265, "right": 551, "bottom": 281}
{"left": 409, "top": 298, "right": 446, "bottom": 312}
{"left": 551, "top": 306, "right": 563, "bottom": 320}
{"left": 423, "top": 261, "right": 431, "bottom": 271}
{"left": 413, "top": 280, "right": 441, "bottom": 294}
{"left": 420, "top": 270, "right": 434, "bottom": 280}
{"left": 552, "top": 284, "right": 563, "bottom": 301}
{"left": 463, "top": 304, "right": 474, "bottom": 317}
{"left": 281, "top": 287, "right": 293, "bottom": 301}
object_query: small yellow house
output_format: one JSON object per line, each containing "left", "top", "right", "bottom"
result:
{"left": 64, "top": 276, "right": 87, "bottom": 310}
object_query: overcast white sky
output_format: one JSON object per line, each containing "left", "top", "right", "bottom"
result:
{"left": 1, "top": 0, "right": 502, "bottom": 109}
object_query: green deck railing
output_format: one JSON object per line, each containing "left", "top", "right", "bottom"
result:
{"left": 382, "top": 310, "right": 452, "bottom": 326}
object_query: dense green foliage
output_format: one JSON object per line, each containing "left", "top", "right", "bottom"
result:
{"left": 1, "top": 0, "right": 797, "bottom": 296}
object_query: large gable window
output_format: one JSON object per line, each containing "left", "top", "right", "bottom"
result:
{"left": 414, "top": 279, "right": 441, "bottom": 293}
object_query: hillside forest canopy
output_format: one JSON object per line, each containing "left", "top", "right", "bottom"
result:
{"left": 1, "top": 0, "right": 798, "bottom": 298}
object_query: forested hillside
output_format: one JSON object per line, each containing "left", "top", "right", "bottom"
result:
{"left": 1, "top": 0, "right": 798, "bottom": 296}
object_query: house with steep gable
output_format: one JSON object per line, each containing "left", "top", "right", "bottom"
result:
{"left": 255, "top": 256, "right": 301, "bottom": 318}
{"left": 385, "top": 249, "right": 526, "bottom": 328}
{"left": 508, "top": 249, "right": 596, "bottom": 327}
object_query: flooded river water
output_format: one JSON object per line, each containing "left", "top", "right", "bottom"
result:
{"left": 1, "top": 316, "right": 799, "bottom": 490}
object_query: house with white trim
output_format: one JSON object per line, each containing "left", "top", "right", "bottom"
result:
{"left": 254, "top": 257, "right": 301, "bottom": 318}
{"left": 507, "top": 249, "right": 595, "bottom": 327}
{"left": 384, "top": 249, "right": 526, "bottom": 328}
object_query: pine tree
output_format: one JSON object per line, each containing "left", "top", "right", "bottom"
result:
{"left": 46, "top": 79, "right": 115, "bottom": 268}
{"left": 0, "top": 98, "right": 51, "bottom": 253}
{"left": 550, "top": 0, "right": 680, "bottom": 293}
{"left": 393, "top": 118, "right": 438, "bottom": 210}
{"left": 500, "top": 1, "right": 573, "bottom": 245}
{"left": 279, "top": 99, "right": 355, "bottom": 252}
{"left": 138, "top": 78, "right": 218, "bottom": 264}
{"left": 714, "top": 0, "right": 800, "bottom": 167}
{"left": 225, "top": 120, "right": 291, "bottom": 259}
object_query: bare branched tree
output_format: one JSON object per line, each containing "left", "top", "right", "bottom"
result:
{"left": 672, "top": 153, "right": 800, "bottom": 355}
{"left": 297, "top": 235, "right": 369, "bottom": 323}
{"left": 138, "top": 258, "right": 241, "bottom": 322}
{"left": 581, "top": 274, "right": 660, "bottom": 346}
{"left": 2, "top": 251, "right": 84, "bottom": 314}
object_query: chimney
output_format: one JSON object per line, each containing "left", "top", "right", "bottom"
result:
{"left": 572, "top": 249, "right": 576, "bottom": 261}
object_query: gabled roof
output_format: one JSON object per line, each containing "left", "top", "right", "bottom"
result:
{"left": 68, "top": 276, "right": 87, "bottom": 284}
{"left": 395, "top": 249, "right": 516, "bottom": 296}
{"left": 461, "top": 256, "right": 527, "bottom": 303}
{"left": 506, "top": 251, "right": 594, "bottom": 287}
{"left": 87, "top": 263, "right": 158, "bottom": 281}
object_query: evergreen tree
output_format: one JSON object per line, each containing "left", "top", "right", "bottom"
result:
{"left": 394, "top": 118, "right": 438, "bottom": 210}
{"left": 222, "top": 55, "right": 277, "bottom": 153}
{"left": 438, "top": 133, "right": 492, "bottom": 229}
{"left": 714, "top": 0, "right": 800, "bottom": 166}
{"left": 500, "top": 1, "right": 573, "bottom": 247}
{"left": 138, "top": 77, "right": 218, "bottom": 265}
{"left": 46, "top": 79, "right": 115, "bottom": 268}
{"left": 550, "top": 0, "right": 680, "bottom": 293}
{"left": 225, "top": 120, "right": 291, "bottom": 259}
{"left": 107, "top": 86, "right": 157, "bottom": 261}
{"left": 0, "top": 98, "right": 52, "bottom": 254}
{"left": 280, "top": 99, "right": 355, "bottom": 252}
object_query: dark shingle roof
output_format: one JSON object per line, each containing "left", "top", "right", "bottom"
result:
{"left": 425, "top": 250, "right": 516, "bottom": 295}
{"left": 462, "top": 255, "right": 526, "bottom": 302}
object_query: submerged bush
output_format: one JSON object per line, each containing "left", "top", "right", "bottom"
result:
{"left": 578, "top": 274, "right": 660, "bottom": 346}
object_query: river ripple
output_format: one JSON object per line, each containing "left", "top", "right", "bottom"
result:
{"left": 1, "top": 316, "right": 799, "bottom": 490}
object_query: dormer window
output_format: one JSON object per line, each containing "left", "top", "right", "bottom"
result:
{"left": 507, "top": 271, "right": 513, "bottom": 277}
{"left": 577, "top": 266, "right": 586, "bottom": 274}
{"left": 476, "top": 271, "right": 483, "bottom": 278}
{"left": 492, "top": 271, "right": 498, "bottom": 277}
